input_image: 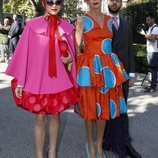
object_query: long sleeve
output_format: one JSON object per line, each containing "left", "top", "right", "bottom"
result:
{"left": 65, "top": 31, "right": 77, "bottom": 83}
{"left": 128, "top": 23, "right": 135, "bottom": 73}
{"left": 6, "top": 23, "right": 30, "bottom": 87}
{"left": 9, "top": 22, "right": 20, "bottom": 38}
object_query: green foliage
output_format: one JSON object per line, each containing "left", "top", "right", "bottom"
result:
{"left": 4, "top": 0, "right": 34, "bottom": 17}
{"left": 134, "top": 44, "right": 146, "bottom": 57}
{"left": 120, "top": 1, "right": 158, "bottom": 44}
{"left": 134, "top": 44, "right": 148, "bottom": 73}
{"left": 62, "top": 0, "right": 83, "bottom": 18}
{"left": 3, "top": 0, "right": 83, "bottom": 18}
{"left": 0, "top": 0, "right": 3, "bottom": 22}
{"left": 0, "top": 28, "right": 9, "bottom": 34}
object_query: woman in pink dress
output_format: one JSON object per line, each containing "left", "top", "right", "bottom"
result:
{"left": 6, "top": 0, "right": 78, "bottom": 158}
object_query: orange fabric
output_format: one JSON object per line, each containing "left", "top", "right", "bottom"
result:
{"left": 75, "top": 14, "right": 127, "bottom": 120}
{"left": 83, "top": 16, "right": 112, "bottom": 55}
{"left": 76, "top": 86, "right": 125, "bottom": 120}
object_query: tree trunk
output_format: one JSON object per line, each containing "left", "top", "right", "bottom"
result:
{"left": 29, "top": 0, "right": 44, "bottom": 17}
{"left": 29, "top": 0, "right": 36, "bottom": 8}
{"left": 0, "top": 0, "right": 3, "bottom": 23}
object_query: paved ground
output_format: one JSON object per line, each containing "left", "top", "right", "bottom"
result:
{"left": 0, "top": 63, "right": 158, "bottom": 158}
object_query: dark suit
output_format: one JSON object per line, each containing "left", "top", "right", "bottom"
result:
{"left": 103, "top": 17, "right": 135, "bottom": 157}
{"left": 8, "top": 20, "right": 21, "bottom": 54}
{"left": 113, "top": 18, "right": 135, "bottom": 100}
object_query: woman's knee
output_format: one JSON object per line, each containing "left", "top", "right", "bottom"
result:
{"left": 50, "top": 114, "right": 60, "bottom": 121}
{"left": 35, "top": 114, "right": 46, "bottom": 127}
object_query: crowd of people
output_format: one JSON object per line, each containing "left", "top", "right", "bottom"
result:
{"left": 0, "top": 14, "right": 22, "bottom": 63}
{"left": 3, "top": 0, "right": 158, "bottom": 158}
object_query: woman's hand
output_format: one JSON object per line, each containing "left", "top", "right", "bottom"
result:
{"left": 15, "top": 85, "right": 23, "bottom": 98}
{"left": 77, "top": 52, "right": 82, "bottom": 57}
{"left": 61, "top": 50, "right": 72, "bottom": 64}
{"left": 129, "top": 77, "right": 135, "bottom": 87}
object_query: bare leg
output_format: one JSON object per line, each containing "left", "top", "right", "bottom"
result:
{"left": 96, "top": 120, "right": 106, "bottom": 158}
{"left": 48, "top": 114, "right": 60, "bottom": 158}
{"left": 85, "top": 120, "right": 95, "bottom": 158}
{"left": 34, "top": 114, "right": 47, "bottom": 158}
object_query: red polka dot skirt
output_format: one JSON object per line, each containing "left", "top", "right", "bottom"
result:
{"left": 11, "top": 79, "right": 78, "bottom": 115}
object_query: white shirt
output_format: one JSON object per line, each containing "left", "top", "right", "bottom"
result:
{"left": 146, "top": 24, "right": 158, "bottom": 53}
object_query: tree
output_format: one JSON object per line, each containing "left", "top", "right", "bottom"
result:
{"left": 121, "top": 1, "right": 158, "bottom": 44}
{"left": 3, "top": 0, "right": 83, "bottom": 18}
{"left": 0, "top": 0, "right": 3, "bottom": 23}
{"left": 29, "top": 0, "right": 44, "bottom": 17}
{"left": 3, "top": 0, "right": 37, "bottom": 17}
{"left": 62, "top": 0, "right": 83, "bottom": 18}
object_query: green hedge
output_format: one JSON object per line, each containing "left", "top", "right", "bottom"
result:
{"left": 134, "top": 44, "right": 148, "bottom": 73}
{"left": 121, "top": 2, "right": 158, "bottom": 44}
{"left": 134, "top": 44, "right": 146, "bottom": 57}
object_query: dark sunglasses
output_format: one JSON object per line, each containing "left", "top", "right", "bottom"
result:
{"left": 45, "top": 0, "right": 63, "bottom": 6}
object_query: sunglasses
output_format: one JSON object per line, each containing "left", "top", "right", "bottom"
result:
{"left": 45, "top": 0, "right": 63, "bottom": 6}
{"left": 109, "top": 0, "right": 122, "bottom": 2}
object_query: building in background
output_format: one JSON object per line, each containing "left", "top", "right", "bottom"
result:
{"left": 79, "top": 0, "right": 136, "bottom": 13}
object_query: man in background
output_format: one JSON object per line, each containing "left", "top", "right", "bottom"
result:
{"left": 8, "top": 14, "right": 21, "bottom": 56}
{"left": 0, "top": 17, "right": 11, "bottom": 63}
{"left": 103, "top": 0, "right": 141, "bottom": 158}
{"left": 140, "top": 13, "right": 158, "bottom": 93}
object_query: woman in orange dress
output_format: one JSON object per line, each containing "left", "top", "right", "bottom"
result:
{"left": 75, "top": 0, "right": 129, "bottom": 158}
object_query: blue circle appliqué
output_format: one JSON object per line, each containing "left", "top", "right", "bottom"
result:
{"left": 102, "top": 38, "right": 112, "bottom": 54}
{"left": 103, "top": 66, "right": 116, "bottom": 88}
{"left": 77, "top": 66, "right": 91, "bottom": 86}
{"left": 82, "top": 16, "right": 94, "bottom": 33}
{"left": 93, "top": 55, "right": 103, "bottom": 74}
{"left": 96, "top": 103, "right": 101, "bottom": 117}
{"left": 110, "top": 99, "right": 117, "bottom": 119}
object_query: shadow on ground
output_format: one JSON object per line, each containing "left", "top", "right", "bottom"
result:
{"left": 0, "top": 77, "right": 158, "bottom": 158}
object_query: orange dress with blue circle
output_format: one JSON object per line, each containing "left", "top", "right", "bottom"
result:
{"left": 75, "top": 14, "right": 129, "bottom": 120}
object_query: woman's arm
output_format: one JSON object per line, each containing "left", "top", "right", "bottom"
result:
{"left": 75, "top": 16, "right": 83, "bottom": 57}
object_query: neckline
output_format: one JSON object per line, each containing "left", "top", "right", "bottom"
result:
{"left": 86, "top": 13, "right": 105, "bottom": 29}
{"left": 149, "top": 23, "right": 157, "bottom": 28}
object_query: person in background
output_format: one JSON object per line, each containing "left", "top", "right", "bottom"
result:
{"left": 8, "top": 14, "right": 21, "bottom": 56}
{"left": 0, "top": 17, "right": 11, "bottom": 63}
{"left": 140, "top": 13, "right": 158, "bottom": 93}
{"left": 6, "top": 0, "right": 78, "bottom": 158}
{"left": 103, "top": 0, "right": 141, "bottom": 158}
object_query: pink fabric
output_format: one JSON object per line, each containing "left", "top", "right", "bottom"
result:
{"left": 6, "top": 16, "right": 76, "bottom": 94}
{"left": 112, "top": 17, "right": 119, "bottom": 30}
